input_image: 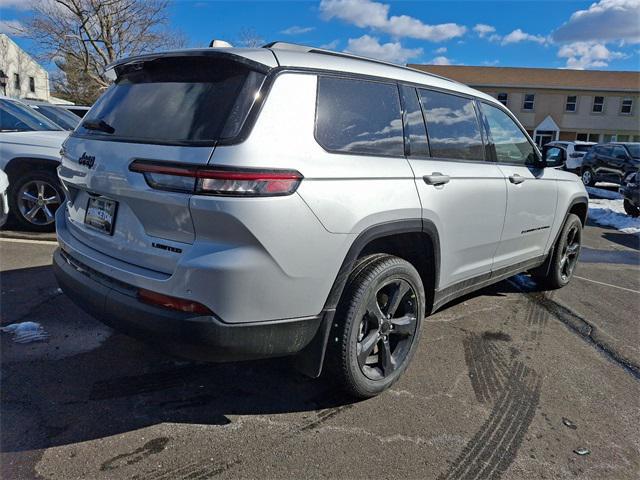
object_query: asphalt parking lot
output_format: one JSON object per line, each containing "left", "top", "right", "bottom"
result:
{"left": 1, "top": 219, "right": 639, "bottom": 479}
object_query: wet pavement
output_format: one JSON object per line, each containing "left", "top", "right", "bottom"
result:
{"left": 1, "top": 222, "right": 638, "bottom": 480}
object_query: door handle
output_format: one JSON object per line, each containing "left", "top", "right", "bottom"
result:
{"left": 509, "top": 174, "right": 526, "bottom": 184}
{"left": 423, "top": 173, "right": 450, "bottom": 186}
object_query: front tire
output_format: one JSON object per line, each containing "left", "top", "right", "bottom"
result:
{"left": 623, "top": 199, "right": 640, "bottom": 217}
{"left": 326, "top": 254, "right": 425, "bottom": 398}
{"left": 533, "top": 214, "right": 582, "bottom": 289}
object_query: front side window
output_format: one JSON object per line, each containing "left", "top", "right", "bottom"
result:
{"left": 523, "top": 93, "right": 535, "bottom": 111}
{"left": 620, "top": 98, "right": 633, "bottom": 114}
{"left": 497, "top": 93, "right": 508, "bottom": 106}
{"left": 315, "top": 77, "right": 403, "bottom": 156}
{"left": 592, "top": 96, "right": 605, "bottom": 113}
{"left": 418, "top": 89, "right": 483, "bottom": 161}
{"left": 612, "top": 145, "right": 628, "bottom": 159}
{"left": 481, "top": 102, "right": 536, "bottom": 165}
{"left": 565, "top": 95, "right": 577, "bottom": 112}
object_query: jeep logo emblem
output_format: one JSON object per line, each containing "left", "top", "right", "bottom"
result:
{"left": 79, "top": 152, "right": 95, "bottom": 168}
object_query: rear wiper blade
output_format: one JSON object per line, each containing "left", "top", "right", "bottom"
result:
{"left": 82, "top": 119, "right": 115, "bottom": 134}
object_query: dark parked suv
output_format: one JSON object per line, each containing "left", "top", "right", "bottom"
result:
{"left": 581, "top": 142, "right": 640, "bottom": 187}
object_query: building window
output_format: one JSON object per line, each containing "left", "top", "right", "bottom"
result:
{"left": 522, "top": 93, "right": 535, "bottom": 111}
{"left": 592, "top": 96, "right": 605, "bottom": 113}
{"left": 577, "top": 133, "right": 599, "bottom": 142}
{"left": 603, "top": 134, "right": 615, "bottom": 142}
{"left": 497, "top": 93, "right": 508, "bottom": 106}
{"left": 617, "top": 134, "right": 630, "bottom": 142}
{"left": 565, "top": 95, "right": 577, "bottom": 112}
{"left": 620, "top": 98, "right": 633, "bottom": 115}
{"left": 588, "top": 133, "right": 600, "bottom": 142}
{"left": 13, "top": 73, "right": 20, "bottom": 91}
{"left": 29, "top": 76, "right": 35, "bottom": 93}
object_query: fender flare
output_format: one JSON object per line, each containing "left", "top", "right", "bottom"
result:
{"left": 293, "top": 218, "right": 441, "bottom": 378}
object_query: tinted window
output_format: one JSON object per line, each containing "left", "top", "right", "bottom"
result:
{"left": 574, "top": 144, "right": 592, "bottom": 152}
{"left": 595, "top": 146, "right": 611, "bottom": 156}
{"left": 626, "top": 144, "right": 640, "bottom": 158}
{"left": 399, "top": 85, "right": 429, "bottom": 157}
{"left": 31, "top": 105, "right": 80, "bottom": 130}
{"left": 612, "top": 145, "right": 628, "bottom": 159}
{"left": 77, "top": 56, "right": 265, "bottom": 144}
{"left": 481, "top": 103, "right": 536, "bottom": 165}
{"left": 0, "top": 99, "right": 62, "bottom": 132}
{"left": 315, "top": 77, "right": 403, "bottom": 156}
{"left": 418, "top": 89, "right": 483, "bottom": 161}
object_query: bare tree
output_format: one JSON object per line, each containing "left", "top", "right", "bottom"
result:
{"left": 22, "top": 0, "right": 185, "bottom": 103}
{"left": 237, "top": 28, "right": 264, "bottom": 48}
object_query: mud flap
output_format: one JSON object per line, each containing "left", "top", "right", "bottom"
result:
{"left": 292, "top": 310, "right": 334, "bottom": 378}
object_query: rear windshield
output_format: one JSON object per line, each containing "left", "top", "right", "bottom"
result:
{"left": 574, "top": 145, "right": 593, "bottom": 152}
{"left": 76, "top": 56, "right": 266, "bottom": 145}
{"left": 31, "top": 105, "right": 80, "bottom": 130}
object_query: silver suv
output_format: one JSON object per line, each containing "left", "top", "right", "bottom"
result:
{"left": 53, "top": 43, "right": 588, "bottom": 398}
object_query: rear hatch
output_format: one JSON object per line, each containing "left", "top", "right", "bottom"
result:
{"left": 58, "top": 51, "right": 274, "bottom": 274}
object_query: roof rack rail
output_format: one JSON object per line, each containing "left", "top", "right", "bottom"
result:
{"left": 261, "top": 41, "right": 462, "bottom": 85}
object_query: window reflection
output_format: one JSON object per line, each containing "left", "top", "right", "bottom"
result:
{"left": 480, "top": 103, "right": 535, "bottom": 165}
{"left": 418, "top": 89, "right": 483, "bottom": 161}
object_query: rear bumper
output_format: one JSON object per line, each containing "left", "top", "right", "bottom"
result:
{"left": 53, "top": 248, "right": 323, "bottom": 362}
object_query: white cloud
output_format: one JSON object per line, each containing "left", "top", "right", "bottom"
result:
{"left": 0, "top": 19, "right": 24, "bottom": 35}
{"left": 557, "top": 41, "right": 627, "bottom": 69}
{"left": 280, "top": 26, "right": 315, "bottom": 35}
{"left": 482, "top": 59, "right": 500, "bottom": 66}
{"left": 319, "top": 0, "right": 466, "bottom": 41}
{"left": 502, "top": 29, "right": 548, "bottom": 45}
{"left": 434, "top": 46, "right": 447, "bottom": 54}
{"left": 553, "top": 0, "right": 640, "bottom": 44}
{"left": 345, "top": 35, "right": 423, "bottom": 63}
{"left": 473, "top": 24, "right": 496, "bottom": 38}
{"left": 429, "top": 55, "right": 452, "bottom": 65}
{"left": 0, "top": 0, "right": 35, "bottom": 9}
{"left": 319, "top": 39, "right": 340, "bottom": 50}
{"left": 488, "top": 34, "right": 502, "bottom": 43}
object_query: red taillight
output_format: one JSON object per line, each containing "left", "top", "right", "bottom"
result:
{"left": 138, "top": 288, "right": 212, "bottom": 315}
{"left": 129, "top": 160, "right": 303, "bottom": 196}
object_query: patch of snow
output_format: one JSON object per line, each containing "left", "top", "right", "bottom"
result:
{"left": 586, "top": 186, "right": 622, "bottom": 200}
{"left": 588, "top": 198, "right": 640, "bottom": 234}
{"left": 1, "top": 322, "right": 49, "bottom": 344}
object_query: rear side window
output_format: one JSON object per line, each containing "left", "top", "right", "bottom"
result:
{"left": 418, "top": 89, "right": 484, "bottom": 161}
{"left": 76, "top": 56, "right": 265, "bottom": 144}
{"left": 574, "top": 144, "right": 592, "bottom": 152}
{"left": 399, "top": 85, "right": 429, "bottom": 157}
{"left": 480, "top": 103, "right": 536, "bottom": 165}
{"left": 315, "top": 77, "right": 403, "bottom": 156}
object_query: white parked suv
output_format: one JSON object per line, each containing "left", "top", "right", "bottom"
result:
{"left": 544, "top": 140, "right": 596, "bottom": 173}
{"left": 0, "top": 97, "right": 69, "bottom": 230}
{"left": 53, "top": 43, "right": 588, "bottom": 397}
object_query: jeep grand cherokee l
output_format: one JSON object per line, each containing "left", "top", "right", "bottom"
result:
{"left": 53, "top": 42, "right": 588, "bottom": 398}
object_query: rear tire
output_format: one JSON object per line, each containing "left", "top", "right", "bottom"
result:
{"left": 326, "top": 254, "right": 425, "bottom": 398}
{"left": 581, "top": 168, "right": 595, "bottom": 187}
{"left": 623, "top": 199, "right": 640, "bottom": 217}
{"left": 532, "top": 214, "right": 582, "bottom": 290}
{"left": 8, "top": 170, "right": 64, "bottom": 232}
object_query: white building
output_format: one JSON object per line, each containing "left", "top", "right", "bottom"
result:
{"left": 0, "top": 33, "right": 51, "bottom": 102}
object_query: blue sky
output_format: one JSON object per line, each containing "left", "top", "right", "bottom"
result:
{"left": 1, "top": 0, "right": 639, "bottom": 70}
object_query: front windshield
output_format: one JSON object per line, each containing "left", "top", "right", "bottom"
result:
{"left": 31, "top": 105, "right": 80, "bottom": 130}
{"left": 625, "top": 144, "right": 640, "bottom": 158}
{"left": 0, "top": 99, "right": 63, "bottom": 132}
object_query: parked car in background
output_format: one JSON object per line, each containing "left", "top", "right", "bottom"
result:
{"left": 60, "top": 105, "right": 91, "bottom": 118}
{"left": 0, "top": 169, "right": 8, "bottom": 228}
{"left": 544, "top": 141, "right": 595, "bottom": 173}
{"left": 23, "top": 100, "right": 81, "bottom": 131}
{"left": 0, "top": 97, "right": 68, "bottom": 231}
{"left": 581, "top": 142, "right": 640, "bottom": 186}
{"left": 53, "top": 43, "right": 588, "bottom": 398}
{"left": 620, "top": 171, "right": 640, "bottom": 217}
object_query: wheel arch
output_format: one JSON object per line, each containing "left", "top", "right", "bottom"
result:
{"left": 294, "top": 219, "right": 441, "bottom": 379}
{"left": 4, "top": 157, "right": 61, "bottom": 182}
